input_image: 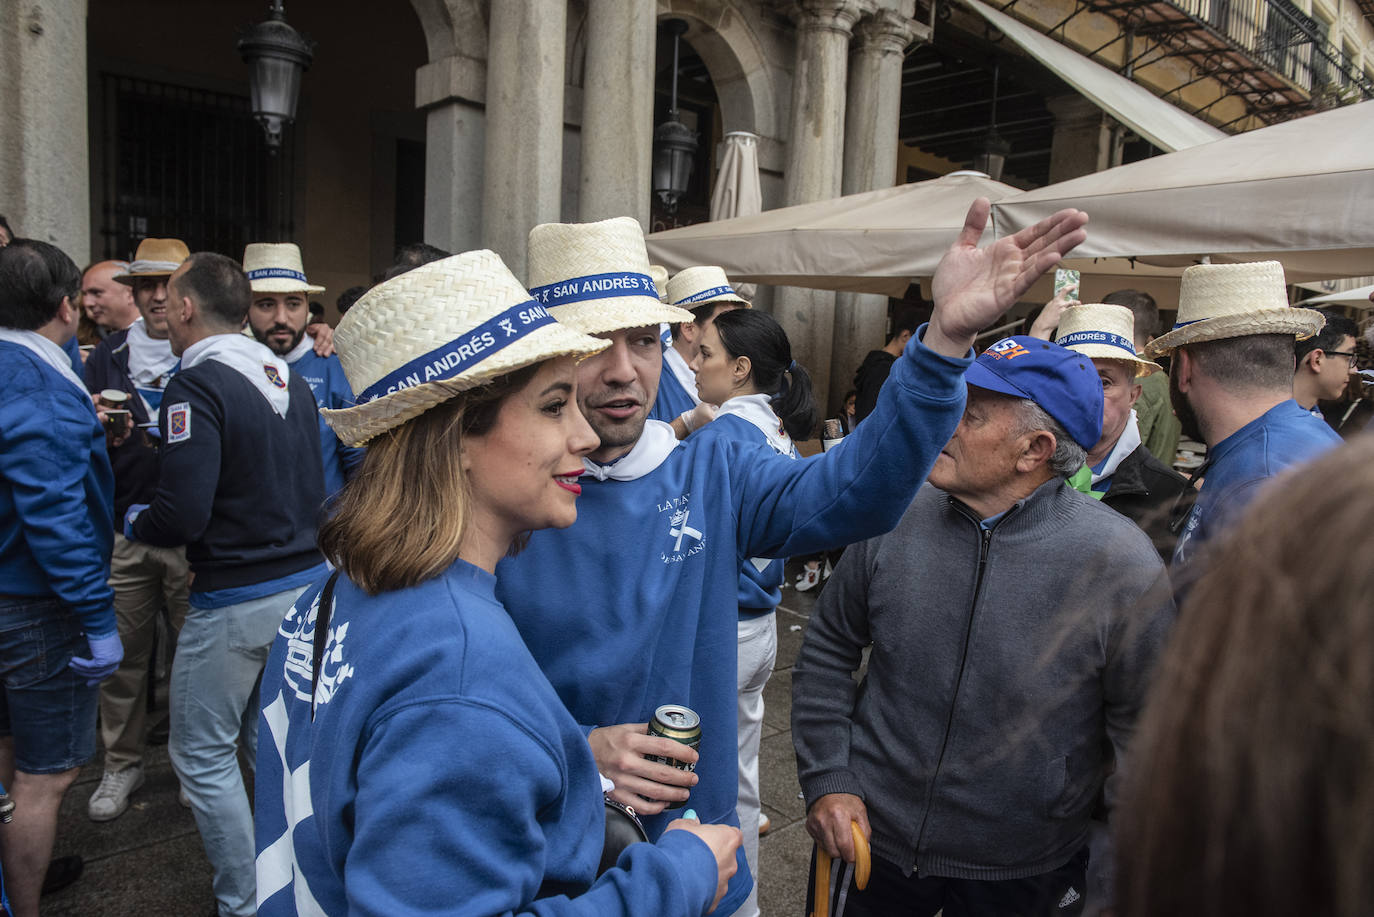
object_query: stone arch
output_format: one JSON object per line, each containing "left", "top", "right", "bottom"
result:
{"left": 409, "top": 0, "right": 488, "bottom": 63}
{"left": 656, "top": 2, "right": 780, "bottom": 139}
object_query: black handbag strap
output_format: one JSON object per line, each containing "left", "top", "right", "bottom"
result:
{"left": 310, "top": 571, "right": 342, "bottom": 721}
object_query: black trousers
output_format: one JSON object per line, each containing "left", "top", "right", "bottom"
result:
{"left": 833, "top": 847, "right": 1090, "bottom": 917}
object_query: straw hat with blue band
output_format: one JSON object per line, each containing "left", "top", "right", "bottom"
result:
{"left": 1054, "top": 303, "right": 1161, "bottom": 377}
{"left": 665, "top": 265, "right": 751, "bottom": 310}
{"left": 114, "top": 238, "right": 189, "bottom": 284}
{"left": 1144, "top": 260, "right": 1324, "bottom": 359}
{"left": 242, "top": 242, "right": 326, "bottom": 295}
{"left": 320, "top": 249, "right": 609, "bottom": 447}
{"left": 527, "top": 216, "right": 695, "bottom": 336}
{"left": 966, "top": 336, "right": 1104, "bottom": 451}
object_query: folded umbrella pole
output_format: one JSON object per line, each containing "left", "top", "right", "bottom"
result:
{"left": 809, "top": 822, "right": 870, "bottom": 917}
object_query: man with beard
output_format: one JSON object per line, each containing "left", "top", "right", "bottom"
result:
{"left": 1143, "top": 261, "right": 1341, "bottom": 572}
{"left": 82, "top": 238, "right": 191, "bottom": 824}
{"left": 497, "top": 202, "right": 1089, "bottom": 916}
{"left": 243, "top": 243, "right": 362, "bottom": 499}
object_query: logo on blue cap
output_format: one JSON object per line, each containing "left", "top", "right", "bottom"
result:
{"left": 967, "top": 336, "right": 1104, "bottom": 450}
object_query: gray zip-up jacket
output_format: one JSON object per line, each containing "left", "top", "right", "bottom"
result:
{"left": 792, "top": 478, "right": 1174, "bottom": 881}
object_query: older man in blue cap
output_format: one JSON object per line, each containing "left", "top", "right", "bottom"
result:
{"left": 793, "top": 336, "right": 1175, "bottom": 917}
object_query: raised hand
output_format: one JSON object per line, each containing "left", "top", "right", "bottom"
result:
{"left": 926, "top": 199, "right": 1088, "bottom": 357}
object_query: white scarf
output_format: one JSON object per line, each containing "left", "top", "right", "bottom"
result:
{"left": 182, "top": 333, "right": 293, "bottom": 418}
{"left": 582, "top": 419, "right": 679, "bottom": 482}
{"left": 125, "top": 319, "right": 178, "bottom": 387}
{"left": 716, "top": 393, "right": 796, "bottom": 457}
{"left": 0, "top": 329, "right": 88, "bottom": 399}
{"left": 284, "top": 332, "right": 314, "bottom": 365}
{"left": 1090, "top": 410, "right": 1143, "bottom": 485}
{"left": 662, "top": 344, "right": 701, "bottom": 406}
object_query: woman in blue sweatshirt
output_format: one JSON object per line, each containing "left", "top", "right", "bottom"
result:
{"left": 253, "top": 252, "right": 739, "bottom": 917}
{"left": 687, "top": 308, "right": 816, "bottom": 917}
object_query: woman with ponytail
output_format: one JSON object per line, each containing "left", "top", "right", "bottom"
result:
{"left": 687, "top": 306, "right": 817, "bottom": 916}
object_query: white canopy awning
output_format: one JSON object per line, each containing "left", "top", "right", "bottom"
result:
{"left": 1297, "top": 283, "right": 1374, "bottom": 308}
{"left": 992, "top": 100, "right": 1374, "bottom": 284}
{"left": 962, "top": 0, "right": 1225, "bottom": 152}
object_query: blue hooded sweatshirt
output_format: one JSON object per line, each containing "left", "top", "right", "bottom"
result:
{"left": 497, "top": 328, "right": 970, "bottom": 914}
{"left": 286, "top": 342, "right": 364, "bottom": 499}
{"left": 256, "top": 560, "right": 720, "bottom": 916}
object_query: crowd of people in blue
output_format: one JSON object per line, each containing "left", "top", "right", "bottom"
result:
{"left": 1, "top": 198, "right": 1371, "bottom": 917}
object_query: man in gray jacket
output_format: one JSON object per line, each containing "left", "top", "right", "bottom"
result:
{"left": 792, "top": 336, "right": 1175, "bottom": 916}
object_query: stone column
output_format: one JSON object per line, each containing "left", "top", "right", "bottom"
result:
{"left": 0, "top": 0, "right": 90, "bottom": 264}
{"left": 774, "top": 0, "right": 862, "bottom": 416}
{"left": 1046, "top": 94, "right": 1112, "bottom": 184}
{"left": 482, "top": 0, "right": 567, "bottom": 277}
{"left": 417, "top": 54, "right": 488, "bottom": 254}
{"left": 578, "top": 0, "right": 655, "bottom": 227}
{"left": 831, "top": 10, "right": 925, "bottom": 412}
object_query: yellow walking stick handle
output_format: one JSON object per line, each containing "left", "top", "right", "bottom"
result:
{"left": 810, "top": 822, "right": 870, "bottom": 917}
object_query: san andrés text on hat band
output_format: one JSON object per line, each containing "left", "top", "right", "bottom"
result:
{"left": 247, "top": 267, "right": 310, "bottom": 283}
{"left": 359, "top": 301, "right": 554, "bottom": 402}
{"left": 674, "top": 285, "right": 736, "bottom": 305}
{"left": 1057, "top": 330, "right": 1136, "bottom": 355}
{"left": 528, "top": 271, "right": 657, "bottom": 307}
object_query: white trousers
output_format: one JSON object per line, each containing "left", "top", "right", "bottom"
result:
{"left": 732, "top": 611, "right": 778, "bottom": 917}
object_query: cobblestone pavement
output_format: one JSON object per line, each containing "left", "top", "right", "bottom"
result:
{"left": 44, "top": 566, "right": 825, "bottom": 917}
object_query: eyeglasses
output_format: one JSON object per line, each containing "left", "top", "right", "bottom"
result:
{"left": 1323, "top": 351, "right": 1356, "bottom": 362}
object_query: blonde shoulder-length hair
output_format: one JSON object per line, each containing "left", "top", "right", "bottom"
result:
{"left": 318, "top": 364, "right": 538, "bottom": 595}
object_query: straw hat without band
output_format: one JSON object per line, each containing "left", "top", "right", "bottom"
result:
{"left": 1055, "top": 303, "right": 1161, "bottom": 376}
{"left": 1144, "top": 261, "right": 1324, "bottom": 358}
{"left": 665, "top": 265, "right": 752, "bottom": 311}
{"left": 321, "top": 250, "right": 608, "bottom": 447}
{"left": 243, "top": 242, "right": 326, "bottom": 294}
{"left": 526, "top": 216, "right": 695, "bottom": 335}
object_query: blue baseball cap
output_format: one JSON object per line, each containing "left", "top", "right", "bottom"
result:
{"left": 966, "top": 336, "right": 1103, "bottom": 449}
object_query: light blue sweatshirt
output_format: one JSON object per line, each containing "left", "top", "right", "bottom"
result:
{"left": 255, "top": 560, "right": 719, "bottom": 917}
{"left": 497, "top": 328, "right": 971, "bottom": 914}
{"left": 287, "top": 346, "right": 364, "bottom": 498}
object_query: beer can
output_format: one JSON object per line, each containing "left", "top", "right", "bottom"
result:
{"left": 645, "top": 704, "right": 701, "bottom": 809}
{"left": 821, "top": 417, "right": 845, "bottom": 452}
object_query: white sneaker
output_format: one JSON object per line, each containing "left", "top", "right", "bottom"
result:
{"left": 795, "top": 564, "right": 822, "bottom": 592}
{"left": 88, "top": 766, "right": 145, "bottom": 822}
{"left": 178, "top": 786, "right": 191, "bottom": 808}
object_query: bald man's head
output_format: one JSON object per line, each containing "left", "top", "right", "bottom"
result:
{"left": 82, "top": 261, "right": 138, "bottom": 332}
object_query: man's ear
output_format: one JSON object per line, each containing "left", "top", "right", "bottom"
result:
{"left": 1174, "top": 348, "right": 1195, "bottom": 393}
{"left": 57, "top": 295, "right": 78, "bottom": 325}
{"left": 678, "top": 320, "right": 700, "bottom": 345}
{"left": 1128, "top": 382, "right": 1143, "bottom": 407}
{"left": 1303, "top": 350, "right": 1322, "bottom": 373}
{"left": 1017, "top": 429, "right": 1056, "bottom": 473}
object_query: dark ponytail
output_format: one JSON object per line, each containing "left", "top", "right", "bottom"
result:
{"left": 713, "top": 309, "right": 818, "bottom": 441}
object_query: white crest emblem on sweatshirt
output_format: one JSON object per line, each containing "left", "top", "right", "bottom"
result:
{"left": 279, "top": 590, "right": 356, "bottom": 709}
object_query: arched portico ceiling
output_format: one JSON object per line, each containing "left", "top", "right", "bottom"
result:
{"left": 409, "top": 0, "right": 488, "bottom": 62}
{"left": 655, "top": 1, "right": 779, "bottom": 139}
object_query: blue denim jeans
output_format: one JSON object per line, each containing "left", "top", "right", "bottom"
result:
{"left": 169, "top": 586, "right": 306, "bottom": 917}
{"left": 0, "top": 596, "right": 98, "bottom": 773}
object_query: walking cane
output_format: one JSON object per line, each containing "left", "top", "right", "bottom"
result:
{"left": 808, "top": 821, "right": 870, "bottom": 917}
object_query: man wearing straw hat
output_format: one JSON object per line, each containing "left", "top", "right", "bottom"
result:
{"left": 244, "top": 242, "right": 363, "bottom": 499}
{"left": 1055, "top": 303, "right": 1193, "bottom": 559}
{"left": 1143, "top": 261, "right": 1342, "bottom": 570}
{"left": 498, "top": 202, "right": 1089, "bottom": 916}
{"left": 649, "top": 266, "right": 749, "bottom": 428}
{"left": 125, "top": 252, "right": 327, "bottom": 917}
{"left": 82, "top": 238, "right": 192, "bottom": 824}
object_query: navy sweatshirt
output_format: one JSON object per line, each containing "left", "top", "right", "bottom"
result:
{"left": 131, "top": 358, "right": 325, "bottom": 592}
{"left": 84, "top": 328, "right": 163, "bottom": 522}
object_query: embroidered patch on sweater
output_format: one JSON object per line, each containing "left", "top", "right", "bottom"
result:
{"left": 166, "top": 402, "right": 191, "bottom": 443}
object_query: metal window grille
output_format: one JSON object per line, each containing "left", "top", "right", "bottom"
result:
{"left": 97, "top": 74, "right": 294, "bottom": 261}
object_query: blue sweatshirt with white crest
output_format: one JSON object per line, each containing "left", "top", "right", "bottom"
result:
{"left": 497, "top": 327, "right": 971, "bottom": 914}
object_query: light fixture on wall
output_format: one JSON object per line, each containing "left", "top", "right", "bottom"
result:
{"left": 237, "top": 0, "right": 315, "bottom": 152}
{"left": 653, "top": 19, "right": 699, "bottom": 211}
{"left": 972, "top": 61, "right": 1011, "bottom": 181}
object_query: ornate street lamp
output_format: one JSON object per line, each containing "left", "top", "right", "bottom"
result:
{"left": 653, "top": 19, "right": 699, "bottom": 211}
{"left": 237, "top": 0, "right": 315, "bottom": 152}
{"left": 972, "top": 62, "right": 1011, "bottom": 182}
